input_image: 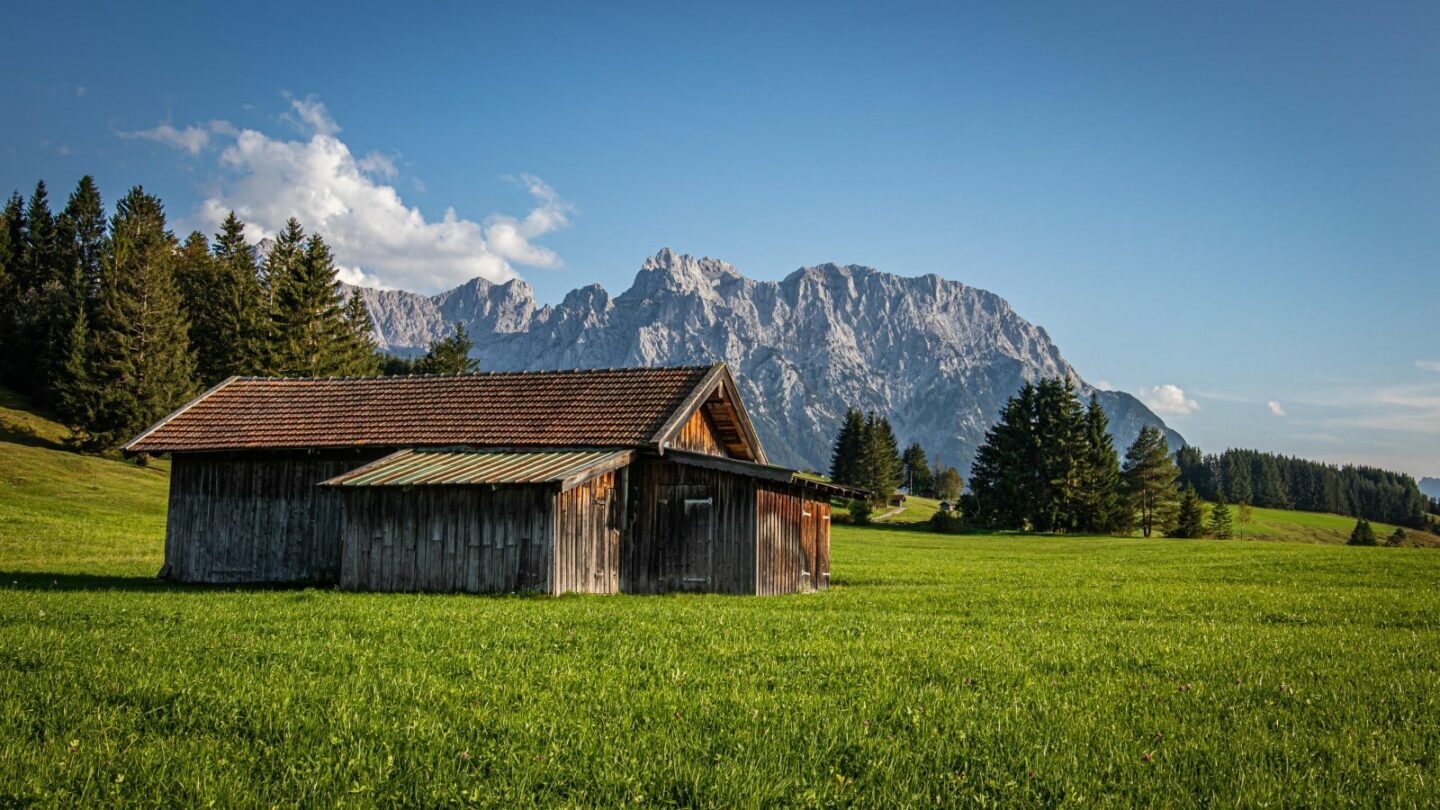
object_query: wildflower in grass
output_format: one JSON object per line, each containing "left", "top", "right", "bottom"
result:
{"left": 68, "top": 739, "right": 79, "bottom": 753}
{"left": 460, "top": 750, "right": 470, "bottom": 761}
{"left": 1142, "top": 753, "right": 1151, "bottom": 763}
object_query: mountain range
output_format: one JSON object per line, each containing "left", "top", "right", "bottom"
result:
{"left": 1420, "top": 478, "right": 1440, "bottom": 500}
{"left": 349, "top": 249, "right": 1183, "bottom": 474}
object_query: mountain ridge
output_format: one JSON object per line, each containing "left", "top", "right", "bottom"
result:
{"left": 349, "top": 249, "right": 1184, "bottom": 473}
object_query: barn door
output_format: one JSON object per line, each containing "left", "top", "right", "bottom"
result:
{"left": 813, "top": 499, "right": 831, "bottom": 590}
{"left": 660, "top": 484, "right": 714, "bottom": 591}
{"left": 594, "top": 478, "right": 621, "bottom": 594}
{"left": 800, "top": 499, "right": 819, "bottom": 591}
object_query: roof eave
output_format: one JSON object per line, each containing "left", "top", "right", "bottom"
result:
{"left": 121, "top": 376, "right": 241, "bottom": 457}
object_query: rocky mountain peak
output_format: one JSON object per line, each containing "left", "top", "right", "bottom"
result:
{"left": 353, "top": 251, "right": 1183, "bottom": 472}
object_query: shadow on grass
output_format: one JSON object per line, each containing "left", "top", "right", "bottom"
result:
{"left": 0, "top": 571, "right": 321, "bottom": 593}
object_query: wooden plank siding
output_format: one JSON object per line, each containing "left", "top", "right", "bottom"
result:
{"left": 162, "top": 450, "right": 387, "bottom": 584}
{"left": 756, "top": 484, "right": 831, "bottom": 595}
{"left": 550, "top": 471, "right": 622, "bottom": 594}
{"left": 621, "top": 457, "right": 757, "bottom": 594}
{"left": 669, "top": 407, "right": 728, "bottom": 457}
{"left": 338, "top": 486, "right": 555, "bottom": 593}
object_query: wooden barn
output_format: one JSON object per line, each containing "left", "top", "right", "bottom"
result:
{"left": 124, "top": 364, "right": 862, "bottom": 595}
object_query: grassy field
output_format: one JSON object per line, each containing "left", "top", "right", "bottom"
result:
{"left": 2, "top": 395, "right": 1438, "bottom": 806}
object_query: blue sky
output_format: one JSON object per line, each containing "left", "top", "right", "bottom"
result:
{"left": 3, "top": 1, "right": 1438, "bottom": 475}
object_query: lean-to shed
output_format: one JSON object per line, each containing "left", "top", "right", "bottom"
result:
{"left": 124, "top": 363, "right": 863, "bottom": 595}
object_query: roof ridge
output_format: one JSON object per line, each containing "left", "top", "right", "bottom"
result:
{"left": 232, "top": 364, "right": 715, "bottom": 382}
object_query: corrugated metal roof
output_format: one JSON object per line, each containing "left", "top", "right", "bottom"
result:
{"left": 321, "top": 449, "right": 631, "bottom": 488}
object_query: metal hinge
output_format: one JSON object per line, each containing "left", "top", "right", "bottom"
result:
{"left": 684, "top": 498, "right": 713, "bottom": 507}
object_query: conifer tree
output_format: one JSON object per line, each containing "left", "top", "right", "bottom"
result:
{"left": 1207, "top": 493, "right": 1234, "bottom": 539}
{"left": 8, "top": 181, "right": 63, "bottom": 395}
{"left": 1122, "top": 426, "right": 1179, "bottom": 538}
{"left": 1033, "top": 377, "right": 1086, "bottom": 531}
{"left": 173, "top": 230, "right": 227, "bottom": 384}
{"left": 1076, "top": 394, "right": 1124, "bottom": 534}
{"left": 1347, "top": 519, "right": 1376, "bottom": 547}
{"left": 268, "top": 230, "right": 361, "bottom": 377}
{"left": 74, "top": 187, "right": 196, "bottom": 450}
{"left": 211, "top": 212, "right": 266, "bottom": 377}
{"left": 1171, "top": 485, "right": 1206, "bottom": 538}
{"left": 50, "top": 177, "right": 106, "bottom": 424}
{"left": 0, "top": 193, "right": 20, "bottom": 388}
{"left": 901, "top": 442, "right": 933, "bottom": 495}
{"left": 415, "top": 323, "right": 479, "bottom": 374}
{"left": 1385, "top": 527, "right": 1406, "bottom": 547}
{"left": 857, "top": 411, "right": 903, "bottom": 501}
{"left": 337, "top": 293, "right": 381, "bottom": 376}
{"left": 970, "top": 383, "right": 1038, "bottom": 529}
{"left": 829, "top": 408, "right": 865, "bottom": 486}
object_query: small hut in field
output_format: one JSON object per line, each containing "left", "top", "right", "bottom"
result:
{"left": 124, "top": 363, "right": 862, "bottom": 595}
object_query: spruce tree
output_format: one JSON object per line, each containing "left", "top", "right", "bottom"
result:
{"left": 211, "top": 212, "right": 266, "bottom": 377}
{"left": 857, "top": 411, "right": 902, "bottom": 502}
{"left": 415, "top": 323, "right": 479, "bottom": 374}
{"left": 337, "top": 293, "right": 381, "bottom": 376}
{"left": 268, "top": 230, "right": 361, "bottom": 377}
{"left": 1347, "top": 519, "right": 1376, "bottom": 547}
{"left": 1122, "top": 426, "right": 1179, "bottom": 538}
{"left": 1076, "top": 394, "right": 1124, "bottom": 534}
{"left": 1385, "top": 527, "right": 1406, "bottom": 547}
{"left": 970, "top": 383, "right": 1037, "bottom": 529}
{"left": 50, "top": 177, "right": 105, "bottom": 425}
{"left": 75, "top": 187, "right": 197, "bottom": 450}
{"left": 173, "top": 230, "right": 227, "bottom": 384}
{"left": 0, "top": 192, "right": 23, "bottom": 389}
{"left": 829, "top": 408, "right": 865, "bottom": 486}
{"left": 1170, "top": 485, "right": 1205, "bottom": 538}
{"left": 1033, "top": 377, "right": 1086, "bottom": 532}
{"left": 1207, "top": 493, "right": 1234, "bottom": 539}
{"left": 8, "top": 181, "right": 64, "bottom": 395}
{"left": 901, "top": 442, "right": 933, "bottom": 495}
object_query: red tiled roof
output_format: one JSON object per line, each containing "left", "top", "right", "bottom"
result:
{"left": 124, "top": 366, "right": 718, "bottom": 454}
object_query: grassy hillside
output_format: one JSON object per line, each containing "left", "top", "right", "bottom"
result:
{"left": 0, "top": 389, "right": 169, "bottom": 574}
{"left": 1, "top": 394, "right": 1438, "bottom": 805}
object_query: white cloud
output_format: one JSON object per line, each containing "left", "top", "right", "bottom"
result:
{"left": 1267, "top": 400, "right": 1287, "bottom": 417}
{"left": 283, "top": 94, "right": 341, "bottom": 136}
{"left": 1417, "top": 359, "right": 1440, "bottom": 372}
{"left": 74, "top": 86, "right": 86, "bottom": 98}
{"left": 1139, "top": 384, "right": 1200, "bottom": 416}
{"left": 121, "top": 122, "right": 213, "bottom": 155}
{"left": 132, "top": 96, "right": 574, "bottom": 292}
{"left": 1093, "top": 379, "right": 1113, "bottom": 391}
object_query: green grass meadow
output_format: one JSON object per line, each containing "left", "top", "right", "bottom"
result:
{"left": 1, "top": 395, "right": 1438, "bottom": 806}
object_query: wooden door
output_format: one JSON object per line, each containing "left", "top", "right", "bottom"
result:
{"left": 813, "top": 499, "right": 831, "bottom": 590}
{"left": 800, "top": 498, "right": 819, "bottom": 591}
{"left": 595, "top": 478, "right": 621, "bottom": 593}
{"left": 660, "top": 484, "right": 715, "bottom": 591}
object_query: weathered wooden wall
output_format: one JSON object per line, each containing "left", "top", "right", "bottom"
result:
{"left": 670, "top": 408, "right": 727, "bottom": 457}
{"left": 756, "top": 485, "right": 831, "bottom": 594}
{"left": 621, "top": 457, "right": 757, "bottom": 594}
{"left": 338, "top": 486, "right": 554, "bottom": 593}
{"left": 552, "top": 471, "right": 621, "bottom": 594}
{"left": 163, "top": 450, "right": 385, "bottom": 584}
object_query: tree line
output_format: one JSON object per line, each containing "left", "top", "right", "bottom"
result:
{"left": 828, "top": 408, "right": 962, "bottom": 504}
{"left": 0, "top": 177, "right": 477, "bottom": 452}
{"left": 1176, "top": 446, "right": 1430, "bottom": 529}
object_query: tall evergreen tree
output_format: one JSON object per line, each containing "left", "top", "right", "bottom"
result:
{"left": 901, "top": 442, "right": 933, "bottom": 495}
{"left": 1076, "top": 394, "right": 1125, "bottom": 534}
{"left": 0, "top": 192, "right": 21, "bottom": 389}
{"left": 1122, "top": 426, "right": 1179, "bottom": 538}
{"left": 415, "top": 323, "right": 479, "bottom": 374}
{"left": 172, "top": 230, "right": 228, "bottom": 384}
{"left": 73, "top": 187, "right": 196, "bottom": 450}
{"left": 7, "top": 181, "right": 64, "bottom": 395}
{"left": 1207, "top": 493, "right": 1234, "bottom": 539}
{"left": 211, "top": 212, "right": 266, "bottom": 377}
{"left": 1170, "top": 485, "right": 1205, "bottom": 538}
{"left": 336, "top": 293, "right": 381, "bottom": 376}
{"left": 970, "top": 383, "right": 1038, "bottom": 529}
{"left": 268, "top": 231, "right": 363, "bottom": 377}
{"left": 50, "top": 177, "right": 106, "bottom": 423}
{"left": 857, "top": 411, "right": 903, "bottom": 501}
{"left": 829, "top": 408, "right": 865, "bottom": 486}
{"left": 1033, "top": 377, "right": 1086, "bottom": 532}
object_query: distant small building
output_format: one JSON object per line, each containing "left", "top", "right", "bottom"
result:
{"left": 125, "top": 364, "right": 864, "bottom": 595}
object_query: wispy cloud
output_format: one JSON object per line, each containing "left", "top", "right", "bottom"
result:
{"left": 1139, "top": 384, "right": 1200, "bottom": 416}
{"left": 129, "top": 94, "right": 573, "bottom": 292}
{"left": 119, "top": 122, "right": 215, "bottom": 155}
{"left": 1417, "top": 359, "right": 1440, "bottom": 373}
{"left": 1267, "top": 400, "right": 1287, "bottom": 417}
{"left": 1331, "top": 384, "right": 1440, "bottom": 436}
